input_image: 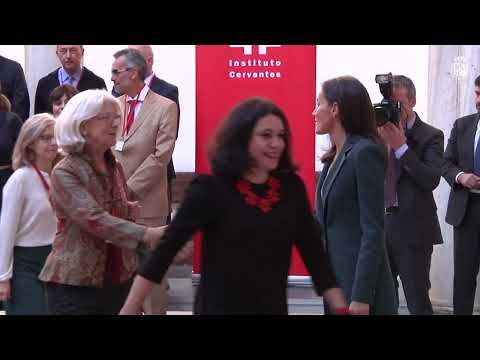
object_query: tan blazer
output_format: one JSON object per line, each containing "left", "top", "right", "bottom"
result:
{"left": 113, "top": 89, "right": 178, "bottom": 220}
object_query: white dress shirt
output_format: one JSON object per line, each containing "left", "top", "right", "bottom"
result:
{"left": 0, "top": 166, "right": 57, "bottom": 281}
{"left": 58, "top": 66, "right": 82, "bottom": 88}
{"left": 454, "top": 117, "right": 480, "bottom": 193}
{"left": 144, "top": 72, "right": 155, "bottom": 87}
{"left": 394, "top": 114, "right": 416, "bottom": 159}
{"left": 125, "top": 84, "right": 150, "bottom": 123}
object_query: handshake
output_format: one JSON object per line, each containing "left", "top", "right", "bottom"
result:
{"left": 142, "top": 226, "right": 167, "bottom": 250}
{"left": 141, "top": 226, "right": 194, "bottom": 265}
{"left": 129, "top": 201, "right": 193, "bottom": 263}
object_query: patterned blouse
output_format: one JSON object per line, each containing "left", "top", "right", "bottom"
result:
{"left": 39, "top": 150, "right": 146, "bottom": 288}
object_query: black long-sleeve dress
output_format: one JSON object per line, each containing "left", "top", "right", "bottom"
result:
{"left": 140, "top": 172, "right": 337, "bottom": 314}
{"left": 0, "top": 111, "right": 22, "bottom": 213}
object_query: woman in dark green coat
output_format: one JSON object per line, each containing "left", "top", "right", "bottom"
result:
{"left": 313, "top": 76, "right": 397, "bottom": 315}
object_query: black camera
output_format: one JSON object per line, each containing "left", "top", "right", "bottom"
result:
{"left": 373, "top": 73, "right": 401, "bottom": 126}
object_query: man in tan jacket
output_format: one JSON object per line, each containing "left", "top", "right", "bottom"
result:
{"left": 111, "top": 48, "right": 178, "bottom": 315}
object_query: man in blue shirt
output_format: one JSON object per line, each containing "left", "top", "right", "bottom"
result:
{"left": 34, "top": 45, "right": 106, "bottom": 115}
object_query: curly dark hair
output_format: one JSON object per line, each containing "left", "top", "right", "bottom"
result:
{"left": 208, "top": 97, "right": 297, "bottom": 181}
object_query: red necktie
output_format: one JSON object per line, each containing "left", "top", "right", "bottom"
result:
{"left": 125, "top": 99, "right": 138, "bottom": 135}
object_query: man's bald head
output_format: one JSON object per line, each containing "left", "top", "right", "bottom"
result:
{"left": 128, "top": 45, "right": 154, "bottom": 75}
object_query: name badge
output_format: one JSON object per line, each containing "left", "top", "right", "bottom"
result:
{"left": 115, "top": 140, "right": 125, "bottom": 152}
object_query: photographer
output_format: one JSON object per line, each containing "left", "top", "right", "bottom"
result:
{"left": 378, "top": 75, "right": 444, "bottom": 315}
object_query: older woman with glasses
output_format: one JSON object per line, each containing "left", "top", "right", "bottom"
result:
{"left": 39, "top": 89, "right": 164, "bottom": 315}
{"left": 0, "top": 113, "right": 59, "bottom": 314}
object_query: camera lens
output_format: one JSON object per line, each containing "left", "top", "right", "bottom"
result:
{"left": 375, "top": 74, "right": 390, "bottom": 84}
{"left": 374, "top": 106, "right": 389, "bottom": 126}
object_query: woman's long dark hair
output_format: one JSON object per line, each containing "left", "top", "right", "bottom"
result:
{"left": 208, "top": 97, "right": 297, "bottom": 182}
{"left": 320, "top": 76, "right": 385, "bottom": 163}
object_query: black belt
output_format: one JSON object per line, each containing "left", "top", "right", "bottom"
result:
{"left": 385, "top": 206, "right": 399, "bottom": 215}
{"left": 469, "top": 192, "right": 480, "bottom": 200}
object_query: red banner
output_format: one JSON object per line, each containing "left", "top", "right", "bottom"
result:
{"left": 195, "top": 45, "right": 317, "bottom": 277}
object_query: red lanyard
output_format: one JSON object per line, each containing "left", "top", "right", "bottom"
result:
{"left": 33, "top": 164, "right": 50, "bottom": 195}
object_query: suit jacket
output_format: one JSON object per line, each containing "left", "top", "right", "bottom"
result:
{"left": 34, "top": 66, "right": 106, "bottom": 114}
{"left": 38, "top": 150, "right": 146, "bottom": 288}
{"left": 315, "top": 135, "right": 397, "bottom": 314}
{"left": 150, "top": 76, "right": 179, "bottom": 182}
{"left": 0, "top": 55, "right": 30, "bottom": 121}
{"left": 443, "top": 113, "right": 479, "bottom": 227}
{"left": 113, "top": 89, "right": 178, "bottom": 220}
{"left": 386, "top": 114, "right": 444, "bottom": 246}
{"left": 0, "top": 111, "right": 22, "bottom": 212}
{"left": 113, "top": 75, "right": 179, "bottom": 181}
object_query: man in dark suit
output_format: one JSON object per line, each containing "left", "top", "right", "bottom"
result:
{"left": 34, "top": 45, "right": 106, "bottom": 114}
{"left": 443, "top": 75, "right": 480, "bottom": 315}
{"left": 379, "top": 75, "right": 444, "bottom": 315}
{"left": 0, "top": 55, "right": 30, "bottom": 121}
{"left": 113, "top": 45, "right": 180, "bottom": 225}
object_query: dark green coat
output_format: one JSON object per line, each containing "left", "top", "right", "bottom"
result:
{"left": 315, "top": 135, "right": 397, "bottom": 315}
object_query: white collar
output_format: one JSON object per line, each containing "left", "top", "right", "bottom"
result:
{"left": 144, "top": 73, "right": 155, "bottom": 86}
{"left": 406, "top": 113, "right": 417, "bottom": 130}
{"left": 126, "top": 84, "right": 149, "bottom": 102}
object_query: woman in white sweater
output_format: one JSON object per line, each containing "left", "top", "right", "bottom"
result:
{"left": 0, "top": 114, "right": 59, "bottom": 314}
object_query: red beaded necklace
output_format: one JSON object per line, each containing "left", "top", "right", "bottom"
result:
{"left": 235, "top": 175, "right": 280, "bottom": 213}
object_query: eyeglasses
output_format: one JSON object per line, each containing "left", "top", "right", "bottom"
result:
{"left": 57, "top": 48, "right": 81, "bottom": 56}
{"left": 39, "top": 135, "right": 55, "bottom": 142}
{"left": 111, "top": 68, "right": 132, "bottom": 76}
{"left": 97, "top": 113, "right": 121, "bottom": 122}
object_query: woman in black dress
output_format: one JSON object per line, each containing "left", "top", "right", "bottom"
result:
{"left": 0, "top": 91, "right": 23, "bottom": 313}
{"left": 120, "top": 98, "right": 347, "bottom": 315}
{"left": 0, "top": 93, "right": 23, "bottom": 214}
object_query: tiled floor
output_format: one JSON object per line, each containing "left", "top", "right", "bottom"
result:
{"left": 166, "top": 277, "right": 413, "bottom": 315}
{"left": 0, "top": 265, "right": 462, "bottom": 315}
{"left": 167, "top": 264, "right": 383, "bottom": 314}
{"left": 165, "top": 265, "right": 459, "bottom": 315}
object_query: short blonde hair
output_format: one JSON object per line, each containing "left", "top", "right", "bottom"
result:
{"left": 12, "top": 113, "right": 56, "bottom": 170}
{"left": 55, "top": 89, "right": 121, "bottom": 154}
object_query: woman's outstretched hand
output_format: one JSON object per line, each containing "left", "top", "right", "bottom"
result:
{"left": 349, "top": 301, "right": 370, "bottom": 315}
{"left": 143, "top": 226, "right": 167, "bottom": 250}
